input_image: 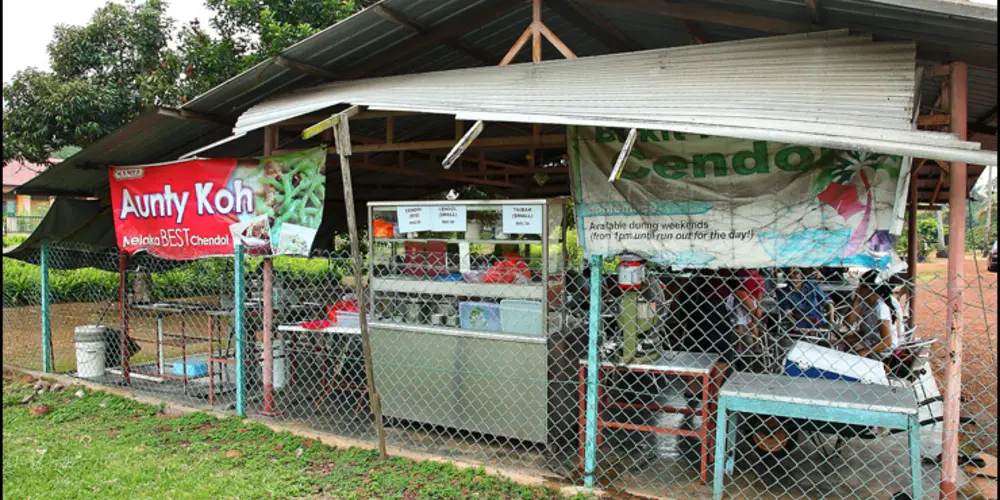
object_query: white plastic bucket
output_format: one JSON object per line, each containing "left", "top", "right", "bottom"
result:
{"left": 272, "top": 339, "right": 287, "bottom": 390}
{"left": 74, "top": 326, "right": 107, "bottom": 378}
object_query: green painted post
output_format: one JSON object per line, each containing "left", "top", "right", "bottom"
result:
{"left": 584, "top": 254, "right": 603, "bottom": 488}
{"left": 40, "top": 238, "right": 53, "bottom": 373}
{"left": 234, "top": 244, "right": 246, "bottom": 416}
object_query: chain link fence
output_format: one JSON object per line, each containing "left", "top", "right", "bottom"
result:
{"left": 3, "top": 240, "right": 996, "bottom": 498}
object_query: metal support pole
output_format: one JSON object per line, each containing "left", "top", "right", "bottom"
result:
{"left": 234, "top": 244, "right": 246, "bottom": 416}
{"left": 584, "top": 254, "right": 603, "bottom": 488}
{"left": 334, "top": 117, "right": 389, "bottom": 459}
{"left": 907, "top": 172, "right": 919, "bottom": 334}
{"left": 941, "top": 61, "right": 968, "bottom": 500}
{"left": 118, "top": 252, "right": 130, "bottom": 384}
{"left": 261, "top": 125, "right": 277, "bottom": 415}
{"left": 40, "top": 238, "right": 52, "bottom": 373}
{"left": 261, "top": 257, "right": 275, "bottom": 414}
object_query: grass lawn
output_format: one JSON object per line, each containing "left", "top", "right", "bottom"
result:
{"left": 2, "top": 371, "right": 578, "bottom": 499}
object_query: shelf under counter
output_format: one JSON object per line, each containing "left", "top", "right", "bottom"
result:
{"left": 370, "top": 277, "right": 544, "bottom": 300}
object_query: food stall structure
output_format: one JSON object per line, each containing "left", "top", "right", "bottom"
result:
{"left": 364, "top": 199, "right": 568, "bottom": 444}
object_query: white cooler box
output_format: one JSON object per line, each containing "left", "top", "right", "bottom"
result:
{"left": 784, "top": 341, "right": 888, "bottom": 385}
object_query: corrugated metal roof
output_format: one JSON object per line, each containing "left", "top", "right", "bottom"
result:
{"left": 15, "top": 109, "right": 259, "bottom": 196}
{"left": 180, "top": 0, "right": 998, "bottom": 121}
{"left": 234, "top": 31, "right": 996, "bottom": 166}
{"left": 17, "top": 0, "right": 996, "bottom": 199}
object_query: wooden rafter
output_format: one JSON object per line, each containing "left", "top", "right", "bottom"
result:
{"left": 546, "top": 0, "right": 642, "bottom": 52}
{"left": 344, "top": 0, "right": 526, "bottom": 80}
{"left": 918, "top": 114, "right": 951, "bottom": 126}
{"left": 804, "top": 0, "right": 823, "bottom": 25}
{"left": 276, "top": 134, "right": 566, "bottom": 156}
{"left": 352, "top": 162, "right": 520, "bottom": 188}
{"left": 274, "top": 55, "right": 340, "bottom": 81}
{"left": 373, "top": 5, "right": 494, "bottom": 65}
{"left": 501, "top": 0, "right": 578, "bottom": 66}
{"left": 156, "top": 108, "right": 230, "bottom": 127}
{"left": 577, "top": 0, "right": 812, "bottom": 34}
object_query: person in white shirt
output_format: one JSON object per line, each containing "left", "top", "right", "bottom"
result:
{"left": 840, "top": 271, "right": 903, "bottom": 358}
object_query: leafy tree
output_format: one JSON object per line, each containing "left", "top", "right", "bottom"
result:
{"left": 4, "top": 0, "right": 367, "bottom": 166}
{"left": 896, "top": 217, "right": 940, "bottom": 259}
{"left": 3, "top": 0, "right": 173, "bottom": 166}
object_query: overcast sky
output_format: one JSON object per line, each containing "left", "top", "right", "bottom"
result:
{"left": 2, "top": 0, "right": 215, "bottom": 84}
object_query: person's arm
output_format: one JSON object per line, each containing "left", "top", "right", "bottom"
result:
{"left": 846, "top": 293, "right": 861, "bottom": 326}
{"left": 857, "top": 320, "right": 893, "bottom": 357}
{"left": 735, "top": 289, "right": 761, "bottom": 337}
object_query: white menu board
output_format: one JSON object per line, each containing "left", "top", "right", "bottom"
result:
{"left": 502, "top": 204, "right": 542, "bottom": 235}
{"left": 431, "top": 206, "right": 467, "bottom": 231}
{"left": 396, "top": 206, "right": 430, "bottom": 233}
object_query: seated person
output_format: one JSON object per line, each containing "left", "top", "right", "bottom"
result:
{"left": 778, "top": 268, "right": 833, "bottom": 329}
{"left": 838, "top": 271, "right": 904, "bottom": 358}
{"left": 725, "top": 269, "right": 765, "bottom": 355}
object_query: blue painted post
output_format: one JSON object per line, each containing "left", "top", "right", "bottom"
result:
{"left": 233, "top": 244, "right": 246, "bottom": 416}
{"left": 584, "top": 254, "right": 603, "bottom": 488}
{"left": 40, "top": 238, "right": 52, "bottom": 373}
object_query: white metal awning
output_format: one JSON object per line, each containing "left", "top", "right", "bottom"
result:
{"left": 229, "top": 30, "right": 998, "bottom": 166}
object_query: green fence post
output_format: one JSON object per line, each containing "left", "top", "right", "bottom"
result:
{"left": 234, "top": 244, "right": 246, "bottom": 416}
{"left": 584, "top": 254, "right": 603, "bottom": 488}
{"left": 40, "top": 238, "right": 53, "bottom": 373}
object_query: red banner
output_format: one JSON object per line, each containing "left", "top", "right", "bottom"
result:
{"left": 109, "top": 148, "right": 327, "bottom": 260}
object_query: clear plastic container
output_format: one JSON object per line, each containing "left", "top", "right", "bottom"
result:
{"left": 459, "top": 301, "right": 502, "bottom": 332}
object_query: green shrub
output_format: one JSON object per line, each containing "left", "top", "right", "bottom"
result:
{"left": 3, "top": 234, "right": 28, "bottom": 248}
{"left": 3, "top": 254, "right": 346, "bottom": 307}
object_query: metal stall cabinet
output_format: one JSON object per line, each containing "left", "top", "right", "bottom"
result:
{"left": 367, "top": 199, "right": 567, "bottom": 444}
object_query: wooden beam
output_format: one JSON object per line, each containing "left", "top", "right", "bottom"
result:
{"left": 501, "top": 25, "right": 534, "bottom": 66}
{"left": 804, "top": 0, "right": 822, "bottom": 25}
{"left": 577, "top": 0, "right": 812, "bottom": 34}
{"left": 532, "top": 0, "right": 543, "bottom": 63}
{"left": 274, "top": 55, "right": 339, "bottom": 81}
{"left": 547, "top": 0, "right": 641, "bottom": 52}
{"left": 918, "top": 114, "right": 951, "bottom": 126}
{"left": 156, "top": 107, "right": 230, "bottom": 127}
{"left": 277, "top": 134, "right": 566, "bottom": 156}
{"left": 538, "top": 22, "right": 578, "bottom": 58}
{"left": 277, "top": 110, "right": 426, "bottom": 127}
{"left": 352, "top": 162, "right": 520, "bottom": 188}
{"left": 372, "top": 5, "right": 494, "bottom": 65}
{"left": 931, "top": 172, "right": 947, "bottom": 205}
{"left": 925, "top": 65, "right": 953, "bottom": 78}
{"left": 345, "top": 0, "right": 526, "bottom": 79}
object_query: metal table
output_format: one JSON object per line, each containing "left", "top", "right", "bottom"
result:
{"left": 130, "top": 303, "right": 232, "bottom": 394}
{"left": 713, "top": 372, "right": 921, "bottom": 499}
{"left": 276, "top": 324, "right": 365, "bottom": 410}
{"left": 578, "top": 351, "right": 723, "bottom": 484}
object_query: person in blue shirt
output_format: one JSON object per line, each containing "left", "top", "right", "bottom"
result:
{"left": 778, "top": 268, "right": 833, "bottom": 329}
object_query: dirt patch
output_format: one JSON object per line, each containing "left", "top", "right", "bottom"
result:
{"left": 914, "top": 256, "right": 998, "bottom": 454}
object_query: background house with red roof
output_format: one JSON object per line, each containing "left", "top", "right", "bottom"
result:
{"left": 3, "top": 160, "right": 55, "bottom": 234}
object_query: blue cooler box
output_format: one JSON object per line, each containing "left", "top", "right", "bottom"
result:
{"left": 784, "top": 341, "right": 888, "bottom": 385}
{"left": 172, "top": 361, "right": 209, "bottom": 377}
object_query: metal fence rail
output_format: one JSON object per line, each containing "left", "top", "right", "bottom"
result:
{"left": 3, "top": 241, "right": 996, "bottom": 499}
